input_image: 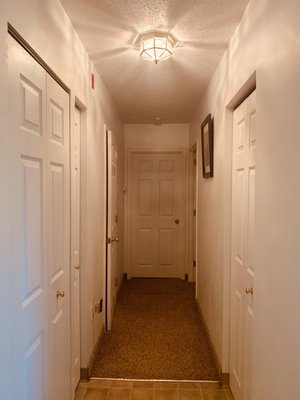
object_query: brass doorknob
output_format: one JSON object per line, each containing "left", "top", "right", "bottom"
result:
{"left": 245, "top": 288, "right": 254, "bottom": 295}
{"left": 175, "top": 219, "right": 180, "bottom": 224}
{"left": 113, "top": 237, "right": 119, "bottom": 243}
{"left": 56, "top": 290, "right": 65, "bottom": 298}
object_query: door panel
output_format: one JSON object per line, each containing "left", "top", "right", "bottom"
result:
{"left": 230, "top": 91, "right": 256, "bottom": 400}
{"left": 8, "top": 36, "right": 47, "bottom": 400}
{"left": 47, "top": 74, "right": 70, "bottom": 400}
{"left": 129, "top": 152, "right": 184, "bottom": 278}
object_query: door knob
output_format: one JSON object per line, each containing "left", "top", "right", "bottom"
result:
{"left": 175, "top": 219, "right": 180, "bottom": 224}
{"left": 245, "top": 287, "right": 254, "bottom": 295}
{"left": 56, "top": 290, "right": 65, "bottom": 298}
{"left": 113, "top": 237, "right": 119, "bottom": 242}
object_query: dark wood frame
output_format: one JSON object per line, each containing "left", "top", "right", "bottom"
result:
{"left": 201, "top": 113, "right": 214, "bottom": 178}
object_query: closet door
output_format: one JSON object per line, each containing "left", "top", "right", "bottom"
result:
{"left": 8, "top": 36, "right": 71, "bottom": 400}
{"left": 8, "top": 36, "right": 48, "bottom": 400}
{"left": 47, "top": 74, "right": 70, "bottom": 400}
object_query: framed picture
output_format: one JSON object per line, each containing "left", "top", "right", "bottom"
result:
{"left": 201, "top": 114, "right": 213, "bottom": 178}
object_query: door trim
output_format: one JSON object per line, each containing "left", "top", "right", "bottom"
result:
{"left": 124, "top": 148, "right": 188, "bottom": 279}
{"left": 8, "top": 23, "right": 69, "bottom": 93}
{"left": 187, "top": 141, "right": 199, "bottom": 289}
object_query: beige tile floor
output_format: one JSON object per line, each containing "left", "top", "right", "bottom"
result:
{"left": 75, "top": 379, "right": 234, "bottom": 400}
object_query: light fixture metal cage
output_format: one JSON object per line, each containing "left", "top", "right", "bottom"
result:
{"left": 139, "top": 32, "right": 174, "bottom": 64}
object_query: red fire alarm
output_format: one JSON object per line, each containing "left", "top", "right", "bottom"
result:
{"left": 91, "top": 73, "right": 95, "bottom": 90}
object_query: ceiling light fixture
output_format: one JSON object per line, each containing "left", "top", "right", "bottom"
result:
{"left": 139, "top": 32, "right": 174, "bottom": 64}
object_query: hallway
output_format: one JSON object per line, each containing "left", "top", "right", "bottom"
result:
{"left": 92, "top": 279, "right": 218, "bottom": 380}
{"left": 1, "top": 1, "right": 300, "bottom": 400}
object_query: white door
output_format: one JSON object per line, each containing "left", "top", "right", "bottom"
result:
{"left": 106, "top": 130, "right": 118, "bottom": 330}
{"left": 230, "top": 91, "right": 256, "bottom": 400}
{"left": 47, "top": 74, "right": 70, "bottom": 400}
{"left": 71, "top": 107, "right": 81, "bottom": 392}
{"left": 8, "top": 35, "right": 47, "bottom": 400}
{"left": 8, "top": 36, "right": 71, "bottom": 400}
{"left": 128, "top": 152, "right": 185, "bottom": 278}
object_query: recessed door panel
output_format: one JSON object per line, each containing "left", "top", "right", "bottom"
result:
{"left": 20, "top": 76, "right": 42, "bottom": 137}
{"left": 21, "top": 157, "right": 43, "bottom": 303}
{"left": 159, "top": 159, "right": 174, "bottom": 172}
{"left": 159, "top": 180, "right": 174, "bottom": 216}
{"left": 137, "top": 228, "right": 153, "bottom": 267}
{"left": 23, "top": 333, "right": 44, "bottom": 400}
{"left": 159, "top": 229, "right": 174, "bottom": 267}
{"left": 138, "top": 179, "right": 153, "bottom": 216}
{"left": 49, "top": 163, "right": 64, "bottom": 280}
{"left": 49, "top": 99, "right": 64, "bottom": 144}
{"left": 138, "top": 159, "right": 153, "bottom": 173}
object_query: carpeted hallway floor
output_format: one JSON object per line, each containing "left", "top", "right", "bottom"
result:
{"left": 92, "top": 278, "right": 219, "bottom": 380}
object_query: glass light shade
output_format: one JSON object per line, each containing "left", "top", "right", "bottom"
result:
{"left": 139, "top": 33, "right": 174, "bottom": 64}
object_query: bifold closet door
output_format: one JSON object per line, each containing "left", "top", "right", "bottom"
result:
{"left": 8, "top": 36, "right": 70, "bottom": 400}
{"left": 46, "top": 73, "right": 70, "bottom": 400}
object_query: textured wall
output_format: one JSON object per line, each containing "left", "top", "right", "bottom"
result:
{"left": 190, "top": 0, "right": 300, "bottom": 398}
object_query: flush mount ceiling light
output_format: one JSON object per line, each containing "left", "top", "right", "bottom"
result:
{"left": 139, "top": 32, "right": 175, "bottom": 64}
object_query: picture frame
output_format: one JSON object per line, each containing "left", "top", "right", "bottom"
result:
{"left": 201, "top": 113, "right": 213, "bottom": 178}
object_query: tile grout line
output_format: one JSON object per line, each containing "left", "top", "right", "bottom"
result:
{"left": 105, "top": 381, "right": 112, "bottom": 400}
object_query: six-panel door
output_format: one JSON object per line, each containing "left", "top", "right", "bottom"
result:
{"left": 8, "top": 36, "right": 70, "bottom": 400}
{"left": 129, "top": 152, "right": 184, "bottom": 278}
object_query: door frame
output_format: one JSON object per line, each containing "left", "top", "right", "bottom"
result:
{"left": 124, "top": 148, "right": 188, "bottom": 279}
{"left": 187, "top": 141, "right": 199, "bottom": 288}
{"left": 70, "top": 98, "right": 86, "bottom": 392}
{"left": 222, "top": 72, "right": 257, "bottom": 376}
{"left": 105, "top": 128, "right": 119, "bottom": 330}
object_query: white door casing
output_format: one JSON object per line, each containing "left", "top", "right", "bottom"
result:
{"left": 128, "top": 151, "right": 185, "bottom": 278}
{"left": 8, "top": 36, "right": 71, "bottom": 400}
{"left": 230, "top": 91, "right": 256, "bottom": 400}
{"left": 71, "top": 107, "right": 81, "bottom": 392}
{"left": 106, "top": 130, "right": 118, "bottom": 331}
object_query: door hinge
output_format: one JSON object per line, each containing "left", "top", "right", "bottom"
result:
{"left": 193, "top": 260, "right": 196, "bottom": 267}
{"left": 194, "top": 209, "right": 196, "bottom": 217}
{"left": 193, "top": 159, "right": 196, "bottom": 166}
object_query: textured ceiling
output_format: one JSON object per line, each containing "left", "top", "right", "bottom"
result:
{"left": 60, "top": 0, "right": 249, "bottom": 123}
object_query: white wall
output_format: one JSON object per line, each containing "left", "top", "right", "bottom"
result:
{"left": 125, "top": 123, "right": 189, "bottom": 150}
{"left": 0, "top": 0, "right": 124, "bottom": 385}
{"left": 190, "top": 0, "right": 300, "bottom": 398}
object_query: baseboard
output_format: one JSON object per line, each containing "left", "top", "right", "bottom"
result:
{"left": 196, "top": 299, "right": 223, "bottom": 382}
{"left": 117, "top": 272, "right": 126, "bottom": 300}
{"left": 221, "top": 372, "right": 229, "bottom": 386}
{"left": 80, "top": 324, "right": 105, "bottom": 381}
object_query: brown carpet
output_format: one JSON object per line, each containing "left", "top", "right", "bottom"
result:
{"left": 92, "top": 278, "right": 219, "bottom": 380}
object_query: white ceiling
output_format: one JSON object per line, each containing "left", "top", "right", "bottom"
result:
{"left": 60, "top": 0, "right": 249, "bottom": 123}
